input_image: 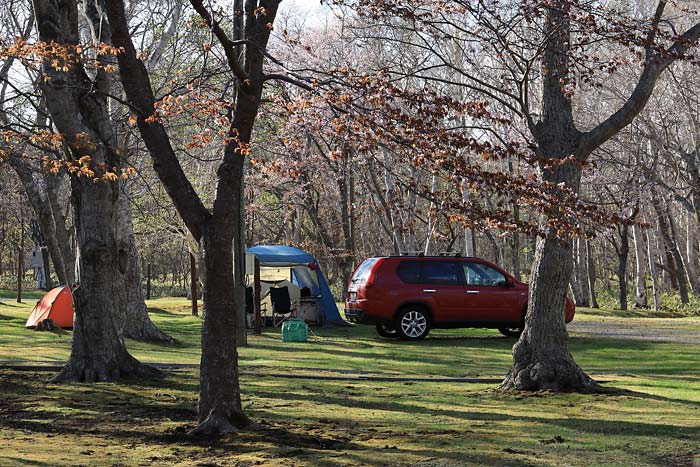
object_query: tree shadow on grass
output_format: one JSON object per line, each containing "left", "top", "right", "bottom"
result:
{"left": 147, "top": 306, "right": 182, "bottom": 316}
{"left": 0, "top": 457, "right": 58, "bottom": 467}
{"left": 603, "top": 386, "right": 700, "bottom": 409}
{"left": 248, "top": 384, "right": 700, "bottom": 442}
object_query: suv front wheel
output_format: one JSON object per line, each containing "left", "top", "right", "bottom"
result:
{"left": 396, "top": 307, "right": 430, "bottom": 340}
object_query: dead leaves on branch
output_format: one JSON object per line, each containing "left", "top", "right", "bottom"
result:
{"left": 0, "top": 38, "right": 123, "bottom": 75}
{"left": 1, "top": 129, "right": 134, "bottom": 183}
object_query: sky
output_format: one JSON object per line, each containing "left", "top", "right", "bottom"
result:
{"left": 277, "top": 0, "right": 333, "bottom": 24}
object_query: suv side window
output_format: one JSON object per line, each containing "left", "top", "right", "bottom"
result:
{"left": 463, "top": 262, "right": 507, "bottom": 286}
{"left": 397, "top": 261, "right": 421, "bottom": 283}
{"left": 420, "top": 261, "right": 462, "bottom": 285}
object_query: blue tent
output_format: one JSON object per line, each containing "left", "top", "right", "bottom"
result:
{"left": 246, "top": 245, "right": 346, "bottom": 324}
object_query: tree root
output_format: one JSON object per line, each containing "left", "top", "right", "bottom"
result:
{"left": 500, "top": 355, "right": 602, "bottom": 393}
{"left": 188, "top": 415, "right": 239, "bottom": 436}
{"left": 52, "top": 354, "right": 161, "bottom": 383}
{"left": 123, "top": 323, "right": 175, "bottom": 343}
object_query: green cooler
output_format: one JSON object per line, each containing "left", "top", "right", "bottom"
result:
{"left": 281, "top": 318, "right": 308, "bottom": 342}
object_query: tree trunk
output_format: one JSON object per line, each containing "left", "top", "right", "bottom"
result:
{"left": 45, "top": 170, "right": 75, "bottom": 285}
{"left": 656, "top": 201, "right": 689, "bottom": 303}
{"left": 146, "top": 261, "right": 152, "bottom": 300}
{"left": 337, "top": 154, "right": 356, "bottom": 297}
{"left": 501, "top": 163, "right": 598, "bottom": 392}
{"left": 617, "top": 225, "right": 630, "bottom": 310}
{"left": 511, "top": 212, "right": 521, "bottom": 278}
{"left": 193, "top": 156, "right": 249, "bottom": 435}
{"left": 16, "top": 221, "right": 23, "bottom": 303}
{"left": 632, "top": 224, "right": 647, "bottom": 308}
{"left": 382, "top": 148, "right": 407, "bottom": 255}
{"left": 8, "top": 157, "right": 70, "bottom": 286}
{"left": 33, "top": 0, "right": 156, "bottom": 382}
{"left": 646, "top": 226, "right": 661, "bottom": 311}
{"left": 55, "top": 177, "right": 159, "bottom": 382}
{"left": 502, "top": 2, "right": 599, "bottom": 393}
{"left": 116, "top": 191, "right": 172, "bottom": 342}
{"left": 190, "top": 252, "right": 198, "bottom": 316}
{"left": 462, "top": 180, "right": 475, "bottom": 257}
{"left": 586, "top": 240, "right": 599, "bottom": 308}
{"left": 572, "top": 237, "right": 590, "bottom": 307}
{"left": 654, "top": 224, "right": 674, "bottom": 291}
{"left": 683, "top": 211, "right": 700, "bottom": 296}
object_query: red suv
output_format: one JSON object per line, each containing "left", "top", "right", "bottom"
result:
{"left": 345, "top": 255, "right": 575, "bottom": 340}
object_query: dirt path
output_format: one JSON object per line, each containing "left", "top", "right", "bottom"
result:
{"left": 568, "top": 317, "right": 700, "bottom": 344}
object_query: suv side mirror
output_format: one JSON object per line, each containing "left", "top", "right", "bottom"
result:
{"left": 502, "top": 278, "right": 515, "bottom": 288}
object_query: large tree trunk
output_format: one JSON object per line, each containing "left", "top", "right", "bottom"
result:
{"left": 632, "top": 224, "right": 648, "bottom": 308}
{"left": 116, "top": 191, "right": 173, "bottom": 342}
{"left": 502, "top": 2, "right": 599, "bottom": 392}
{"left": 501, "top": 163, "right": 598, "bottom": 392}
{"left": 193, "top": 145, "right": 250, "bottom": 435}
{"left": 189, "top": 0, "right": 280, "bottom": 425}
{"left": 34, "top": 0, "right": 155, "bottom": 382}
{"left": 55, "top": 176, "right": 157, "bottom": 382}
{"left": 194, "top": 219, "right": 248, "bottom": 434}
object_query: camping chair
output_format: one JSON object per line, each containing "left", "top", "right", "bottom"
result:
{"left": 269, "top": 286, "right": 294, "bottom": 326}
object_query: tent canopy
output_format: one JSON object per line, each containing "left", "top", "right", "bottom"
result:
{"left": 247, "top": 245, "right": 316, "bottom": 266}
{"left": 26, "top": 286, "right": 74, "bottom": 329}
{"left": 246, "top": 245, "right": 346, "bottom": 324}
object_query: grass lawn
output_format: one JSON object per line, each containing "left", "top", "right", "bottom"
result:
{"left": 0, "top": 294, "right": 699, "bottom": 466}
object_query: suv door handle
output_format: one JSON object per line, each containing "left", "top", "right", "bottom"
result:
{"left": 423, "top": 289, "right": 436, "bottom": 293}
{"left": 466, "top": 290, "right": 479, "bottom": 294}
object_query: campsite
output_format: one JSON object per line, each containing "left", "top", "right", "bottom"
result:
{"left": 3, "top": 0, "right": 700, "bottom": 465}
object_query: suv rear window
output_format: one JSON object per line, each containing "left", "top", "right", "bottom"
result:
{"left": 350, "top": 258, "right": 379, "bottom": 285}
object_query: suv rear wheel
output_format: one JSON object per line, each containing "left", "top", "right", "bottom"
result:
{"left": 498, "top": 327, "right": 522, "bottom": 338}
{"left": 375, "top": 323, "right": 398, "bottom": 338}
{"left": 396, "top": 307, "right": 430, "bottom": 340}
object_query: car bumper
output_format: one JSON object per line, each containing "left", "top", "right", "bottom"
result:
{"left": 344, "top": 307, "right": 374, "bottom": 324}
{"left": 344, "top": 305, "right": 391, "bottom": 325}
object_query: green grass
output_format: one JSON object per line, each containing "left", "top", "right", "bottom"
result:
{"left": 1, "top": 294, "right": 699, "bottom": 466}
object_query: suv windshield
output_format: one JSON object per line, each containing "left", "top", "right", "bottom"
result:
{"left": 350, "top": 258, "right": 379, "bottom": 284}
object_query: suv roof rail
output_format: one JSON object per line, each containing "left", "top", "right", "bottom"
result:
{"left": 437, "top": 251, "right": 460, "bottom": 257}
{"left": 400, "top": 251, "right": 423, "bottom": 256}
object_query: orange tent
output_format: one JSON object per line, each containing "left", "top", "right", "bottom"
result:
{"left": 26, "top": 286, "right": 74, "bottom": 329}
